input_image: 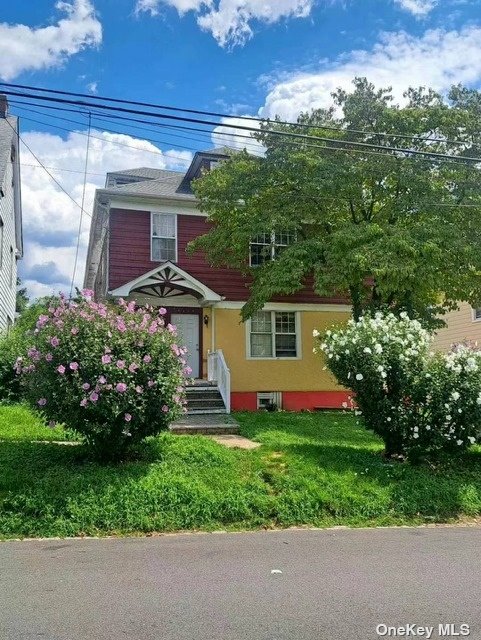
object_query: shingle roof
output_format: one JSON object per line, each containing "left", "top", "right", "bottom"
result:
{"left": 107, "top": 167, "right": 179, "bottom": 180}
{"left": 0, "top": 116, "right": 17, "bottom": 188}
{"left": 106, "top": 171, "right": 196, "bottom": 200}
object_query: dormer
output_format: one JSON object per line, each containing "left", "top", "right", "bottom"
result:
{"left": 177, "top": 147, "right": 233, "bottom": 194}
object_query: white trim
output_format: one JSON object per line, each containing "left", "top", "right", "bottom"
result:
{"left": 150, "top": 212, "right": 178, "bottom": 262}
{"left": 109, "top": 198, "right": 205, "bottom": 216}
{"left": 108, "top": 261, "right": 223, "bottom": 302}
{"left": 246, "top": 310, "right": 302, "bottom": 360}
{"left": 215, "top": 300, "right": 351, "bottom": 313}
{"left": 472, "top": 307, "right": 481, "bottom": 322}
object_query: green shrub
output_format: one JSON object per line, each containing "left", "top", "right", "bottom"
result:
{"left": 315, "top": 312, "right": 481, "bottom": 460}
{"left": 18, "top": 291, "right": 187, "bottom": 460}
{"left": 0, "top": 301, "right": 50, "bottom": 403}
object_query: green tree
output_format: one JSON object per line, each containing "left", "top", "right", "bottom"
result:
{"left": 190, "top": 79, "right": 481, "bottom": 324}
{"left": 15, "top": 277, "right": 29, "bottom": 315}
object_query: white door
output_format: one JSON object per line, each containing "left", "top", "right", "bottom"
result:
{"left": 171, "top": 314, "right": 200, "bottom": 378}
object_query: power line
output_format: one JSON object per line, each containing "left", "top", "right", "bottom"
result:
{"left": 4, "top": 88, "right": 481, "bottom": 164}
{"left": 0, "top": 80, "right": 474, "bottom": 148}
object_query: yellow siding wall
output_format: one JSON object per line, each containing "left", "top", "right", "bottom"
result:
{"left": 210, "top": 308, "right": 350, "bottom": 392}
{"left": 433, "top": 302, "right": 481, "bottom": 352}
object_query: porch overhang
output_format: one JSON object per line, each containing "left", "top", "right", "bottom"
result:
{"left": 108, "top": 262, "right": 223, "bottom": 305}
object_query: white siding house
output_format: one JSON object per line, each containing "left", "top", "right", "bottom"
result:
{"left": 0, "top": 96, "right": 23, "bottom": 332}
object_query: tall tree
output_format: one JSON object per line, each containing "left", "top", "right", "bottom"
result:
{"left": 190, "top": 79, "right": 481, "bottom": 323}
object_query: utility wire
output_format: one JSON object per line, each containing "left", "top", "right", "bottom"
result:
{"left": 0, "top": 80, "right": 474, "bottom": 147}
{"left": 3, "top": 88, "right": 481, "bottom": 164}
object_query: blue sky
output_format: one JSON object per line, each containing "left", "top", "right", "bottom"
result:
{"left": 0, "top": 0, "right": 480, "bottom": 297}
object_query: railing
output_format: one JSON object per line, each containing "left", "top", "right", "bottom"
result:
{"left": 207, "top": 349, "right": 231, "bottom": 413}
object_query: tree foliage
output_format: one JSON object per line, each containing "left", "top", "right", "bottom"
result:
{"left": 190, "top": 79, "right": 481, "bottom": 323}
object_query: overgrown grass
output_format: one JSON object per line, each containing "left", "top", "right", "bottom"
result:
{"left": 1, "top": 405, "right": 481, "bottom": 539}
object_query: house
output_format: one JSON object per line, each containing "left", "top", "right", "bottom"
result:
{"left": 84, "top": 148, "right": 351, "bottom": 412}
{"left": 432, "top": 303, "right": 481, "bottom": 351}
{"left": 0, "top": 96, "right": 23, "bottom": 332}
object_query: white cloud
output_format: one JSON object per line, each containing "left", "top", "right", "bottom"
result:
{"left": 135, "top": 0, "right": 315, "bottom": 47}
{"left": 19, "top": 129, "right": 192, "bottom": 299}
{"left": 0, "top": 0, "right": 102, "bottom": 81}
{"left": 211, "top": 116, "right": 264, "bottom": 154}
{"left": 86, "top": 81, "right": 98, "bottom": 94}
{"left": 394, "top": 0, "right": 437, "bottom": 17}
{"left": 260, "top": 26, "right": 481, "bottom": 120}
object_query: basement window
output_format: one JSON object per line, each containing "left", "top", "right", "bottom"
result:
{"left": 257, "top": 392, "right": 282, "bottom": 411}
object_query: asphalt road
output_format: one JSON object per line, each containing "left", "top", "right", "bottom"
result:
{"left": 1, "top": 527, "right": 480, "bottom": 640}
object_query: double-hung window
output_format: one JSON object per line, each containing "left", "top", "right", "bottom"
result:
{"left": 249, "top": 231, "right": 296, "bottom": 266}
{"left": 151, "top": 213, "right": 176, "bottom": 262}
{"left": 473, "top": 308, "right": 481, "bottom": 321}
{"left": 249, "top": 311, "right": 298, "bottom": 358}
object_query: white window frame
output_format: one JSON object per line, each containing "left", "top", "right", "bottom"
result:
{"left": 246, "top": 310, "right": 301, "bottom": 360}
{"left": 249, "top": 230, "right": 296, "bottom": 267}
{"left": 472, "top": 307, "right": 481, "bottom": 322}
{"left": 150, "top": 212, "right": 177, "bottom": 262}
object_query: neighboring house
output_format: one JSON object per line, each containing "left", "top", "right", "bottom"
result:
{"left": 0, "top": 96, "right": 23, "bottom": 332}
{"left": 433, "top": 303, "right": 481, "bottom": 351}
{"left": 84, "top": 148, "right": 351, "bottom": 412}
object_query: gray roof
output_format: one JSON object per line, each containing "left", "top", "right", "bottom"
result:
{"left": 107, "top": 167, "right": 178, "bottom": 180}
{"left": 105, "top": 171, "right": 196, "bottom": 200}
{"left": 0, "top": 116, "right": 17, "bottom": 189}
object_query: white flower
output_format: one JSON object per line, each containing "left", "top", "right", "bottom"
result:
{"left": 413, "top": 433, "right": 419, "bottom": 439}
{"left": 413, "top": 426, "right": 419, "bottom": 432}
{"left": 313, "top": 329, "right": 320, "bottom": 338}
{"left": 374, "top": 343, "right": 383, "bottom": 354}
{"left": 363, "top": 347, "right": 372, "bottom": 355}
{"left": 477, "top": 394, "right": 481, "bottom": 406}
{"left": 451, "top": 391, "right": 460, "bottom": 402}
{"left": 355, "top": 373, "right": 363, "bottom": 381}
{"left": 457, "top": 439, "right": 463, "bottom": 446}
{"left": 386, "top": 417, "right": 392, "bottom": 422}
{"left": 468, "top": 436, "right": 476, "bottom": 445}
{"left": 426, "top": 425, "right": 431, "bottom": 430}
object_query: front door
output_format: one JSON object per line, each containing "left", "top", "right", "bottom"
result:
{"left": 171, "top": 313, "right": 200, "bottom": 378}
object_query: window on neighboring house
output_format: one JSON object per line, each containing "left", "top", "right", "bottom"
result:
{"left": 249, "top": 231, "right": 296, "bottom": 266}
{"left": 473, "top": 308, "right": 481, "bottom": 321}
{"left": 9, "top": 247, "right": 14, "bottom": 287}
{"left": 249, "top": 311, "right": 298, "bottom": 358}
{"left": 0, "top": 218, "right": 3, "bottom": 269}
{"left": 151, "top": 213, "right": 176, "bottom": 262}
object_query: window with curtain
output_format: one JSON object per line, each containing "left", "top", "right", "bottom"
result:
{"left": 151, "top": 213, "right": 176, "bottom": 261}
{"left": 249, "top": 311, "right": 298, "bottom": 358}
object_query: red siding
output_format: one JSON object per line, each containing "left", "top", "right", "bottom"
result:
{"left": 109, "top": 209, "right": 346, "bottom": 304}
{"left": 231, "top": 391, "right": 351, "bottom": 411}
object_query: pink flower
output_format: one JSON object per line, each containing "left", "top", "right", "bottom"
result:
{"left": 128, "top": 363, "right": 138, "bottom": 373}
{"left": 90, "top": 391, "right": 99, "bottom": 402}
{"left": 135, "top": 385, "right": 143, "bottom": 394}
{"left": 183, "top": 366, "right": 192, "bottom": 375}
{"left": 80, "top": 399, "right": 88, "bottom": 407}
{"left": 37, "top": 398, "right": 47, "bottom": 406}
{"left": 162, "top": 405, "right": 169, "bottom": 413}
{"left": 57, "top": 365, "right": 66, "bottom": 375}
{"left": 116, "top": 360, "right": 125, "bottom": 369}
{"left": 50, "top": 337, "right": 60, "bottom": 348}
{"left": 36, "top": 314, "right": 49, "bottom": 329}
{"left": 98, "top": 376, "right": 107, "bottom": 384}
{"left": 101, "top": 354, "right": 111, "bottom": 365}
{"left": 127, "top": 302, "right": 136, "bottom": 313}
{"left": 69, "top": 362, "right": 79, "bottom": 371}
{"left": 45, "top": 353, "right": 53, "bottom": 362}
{"left": 147, "top": 380, "right": 155, "bottom": 387}
{"left": 159, "top": 307, "right": 167, "bottom": 315}
{"left": 105, "top": 347, "right": 112, "bottom": 353}
{"left": 143, "top": 354, "right": 152, "bottom": 364}
{"left": 124, "top": 413, "right": 132, "bottom": 422}
{"left": 116, "top": 382, "right": 127, "bottom": 393}
{"left": 82, "top": 383, "right": 90, "bottom": 391}
{"left": 82, "top": 289, "right": 94, "bottom": 300}
{"left": 71, "top": 327, "right": 79, "bottom": 335}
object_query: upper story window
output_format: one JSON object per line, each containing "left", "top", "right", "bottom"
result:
{"left": 151, "top": 213, "right": 176, "bottom": 262}
{"left": 249, "top": 311, "right": 299, "bottom": 358}
{"left": 249, "top": 231, "right": 296, "bottom": 267}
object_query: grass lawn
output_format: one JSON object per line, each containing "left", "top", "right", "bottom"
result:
{"left": 1, "top": 404, "right": 481, "bottom": 539}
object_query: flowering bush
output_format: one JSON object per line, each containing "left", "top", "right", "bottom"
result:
{"left": 315, "top": 313, "right": 481, "bottom": 459}
{"left": 18, "top": 291, "right": 188, "bottom": 460}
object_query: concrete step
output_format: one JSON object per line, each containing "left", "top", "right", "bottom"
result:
{"left": 187, "top": 408, "right": 227, "bottom": 415}
{"left": 185, "top": 389, "right": 223, "bottom": 400}
{"left": 187, "top": 399, "right": 225, "bottom": 409}
{"left": 170, "top": 413, "right": 240, "bottom": 435}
